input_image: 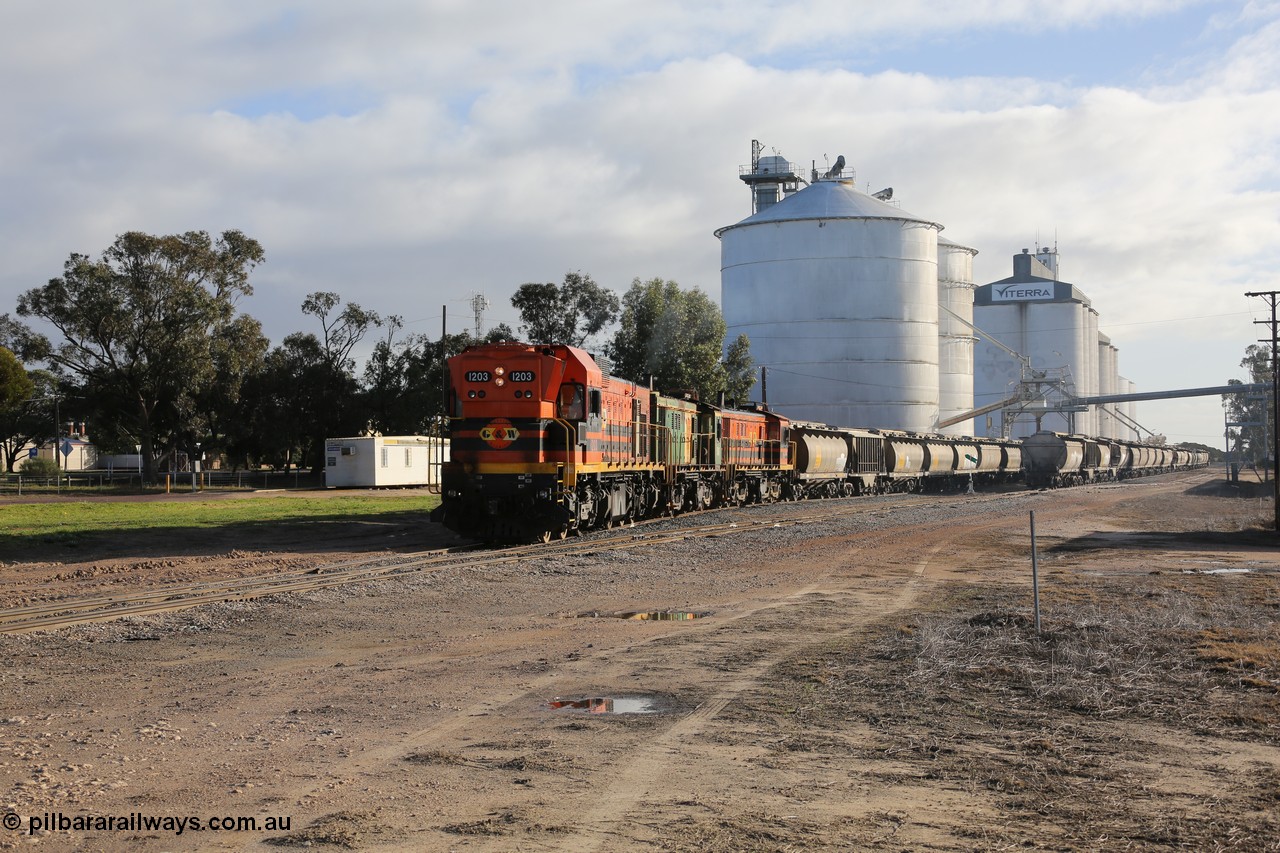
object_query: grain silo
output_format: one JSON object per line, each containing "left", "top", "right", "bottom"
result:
{"left": 1097, "top": 334, "right": 1118, "bottom": 438}
{"left": 718, "top": 159, "right": 943, "bottom": 431}
{"left": 973, "top": 248, "right": 1098, "bottom": 438}
{"left": 1119, "top": 376, "right": 1138, "bottom": 440}
{"left": 1082, "top": 303, "right": 1100, "bottom": 437}
{"left": 937, "top": 237, "right": 978, "bottom": 435}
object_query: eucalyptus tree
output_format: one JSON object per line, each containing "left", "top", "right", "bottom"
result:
{"left": 511, "top": 272, "right": 619, "bottom": 347}
{"left": 1224, "top": 344, "right": 1273, "bottom": 467}
{"left": 16, "top": 230, "right": 266, "bottom": 481}
{"left": 607, "top": 277, "right": 754, "bottom": 403}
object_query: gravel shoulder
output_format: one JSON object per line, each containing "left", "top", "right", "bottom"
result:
{"left": 1, "top": 473, "right": 1277, "bottom": 851}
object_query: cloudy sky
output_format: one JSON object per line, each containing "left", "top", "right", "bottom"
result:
{"left": 3, "top": 0, "right": 1278, "bottom": 446}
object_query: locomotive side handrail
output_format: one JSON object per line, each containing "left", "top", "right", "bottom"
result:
{"left": 552, "top": 419, "right": 577, "bottom": 488}
{"left": 649, "top": 421, "right": 672, "bottom": 463}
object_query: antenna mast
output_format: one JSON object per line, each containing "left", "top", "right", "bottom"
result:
{"left": 470, "top": 293, "right": 491, "bottom": 340}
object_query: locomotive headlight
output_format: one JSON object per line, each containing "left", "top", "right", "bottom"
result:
{"left": 494, "top": 366, "right": 506, "bottom": 377}
{"left": 494, "top": 377, "right": 506, "bottom": 387}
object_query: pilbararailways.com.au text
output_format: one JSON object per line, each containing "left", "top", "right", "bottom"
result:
{"left": 4, "top": 811, "right": 292, "bottom": 836}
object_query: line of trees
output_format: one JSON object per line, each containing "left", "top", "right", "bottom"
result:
{"left": 1, "top": 232, "right": 753, "bottom": 479}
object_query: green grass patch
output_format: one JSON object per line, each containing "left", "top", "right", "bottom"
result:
{"left": 0, "top": 494, "right": 441, "bottom": 557}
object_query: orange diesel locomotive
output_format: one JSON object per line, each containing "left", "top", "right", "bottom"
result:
{"left": 434, "top": 342, "right": 791, "bottom": 541}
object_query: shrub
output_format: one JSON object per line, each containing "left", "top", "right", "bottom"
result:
{"left": 18, "top": 456, "right": 61, "bottom": 478}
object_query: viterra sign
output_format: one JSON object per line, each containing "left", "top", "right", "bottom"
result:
{"left": 991, "top": 283, "right": 1055, "bottom": 302}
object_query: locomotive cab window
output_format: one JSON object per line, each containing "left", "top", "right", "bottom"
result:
{"left": 589, "top": 389, "right": 602, "bottom": 417}
{"left": 558, "top": 383, "right": 585, "bottom": 420}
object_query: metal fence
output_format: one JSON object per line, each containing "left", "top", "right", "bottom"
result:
{"left": 0, "top": 469, "right": 325, "bottom": 496}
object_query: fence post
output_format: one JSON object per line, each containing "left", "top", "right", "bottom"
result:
{"left": 1030, "top": 510, "right": 1042, "bottom": 634}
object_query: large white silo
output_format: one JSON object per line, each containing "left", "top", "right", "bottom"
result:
{"left": 1130, "top": 379, "right": 1140, "bottom": 440}
{"left": 1120, "top": 376, "right": 1138, "bottom": 440}
{"left": 717, "top": 178, "right": 942, "bottom": 431}
{"left": 938, "top": 238, "right": 978, "bottom": 435}
{"left": 973, "top": 249, "right": 1102, "bottom": 438}
{"left": 1082, "top": 307, "right": 1100, "bottom": 436}
{"left": 971, "top": 297, "right": 1024, "bottom": 435}
{"left": 1096, "top": 334, "right": 1117, "bottom": 438}
{"left": 1038, "top": 298, "right": 1091, "bottom": 433}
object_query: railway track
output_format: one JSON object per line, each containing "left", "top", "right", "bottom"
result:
{"left": 0, "top": 490, "right": 1008, "bottom": 635}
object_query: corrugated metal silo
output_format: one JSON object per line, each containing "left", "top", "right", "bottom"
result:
{"left": 718, "top": 178, "right": 943, "bottom": 431}
{"left": 1039, "top": 297, "right": 1091, "bottom": 432}
{"left": 937, "top": 237, "right": 978, "bottom": 435}
{"left": 973, "top": 249, "right": 1099, "bottom": 438}
{"left": 1096, "top": 333, "right": 1117, "bottom": 438}
{"left": 1082, "top": 307, "right": 1100, "bottom": 436}
{"left": 1120, "top": 376, "right": 1137, "bottom": 440}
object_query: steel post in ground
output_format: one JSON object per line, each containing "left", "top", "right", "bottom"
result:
{"left": 1030, "top": 510, "right": 1042, "bottom": 635}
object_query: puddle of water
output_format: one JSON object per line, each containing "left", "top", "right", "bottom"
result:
{"left": 624, "top": 610, "right": 703, "bottom": 621}
{"left": 547, "top": 696, "right": 659, "bottom": 715}
{"left": 1180, "top": 568, "right": 1252, "bottom": 575}
{"left": 572, "top": 609, "right": 707, "bottom": 621}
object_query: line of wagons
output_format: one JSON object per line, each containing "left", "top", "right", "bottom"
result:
{"left": 1021, "top": 431, "right": 1210, "bottom": 489}
{"left": 435, "top": 342, "right": 1208, "bottom": 541}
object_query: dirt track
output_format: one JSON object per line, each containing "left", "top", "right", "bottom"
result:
{"left": 2, "top": 473, "right": 1278, "bottom": 851}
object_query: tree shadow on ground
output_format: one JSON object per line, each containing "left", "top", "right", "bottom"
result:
{"left": 1047, "top": 527, "right": 1277, "bottom": 555}
{"left": 1183, "top": 478, "right": 1273, "bottom": 499}
{"left": 0, "top": 509, "right": 466, "bottom": 564}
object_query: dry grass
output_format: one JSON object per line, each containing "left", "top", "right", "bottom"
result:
{"left": 439, "top": 808, "right": 569, "bottom": 837}
{"left": 703, "top": 571, "right": 1280, "bottom": 850}
{"left": 895, "top": 582, "right": 1280, "bottom": 735}
{"left": 264, "top": 810, "right": 387, "bottom": 849}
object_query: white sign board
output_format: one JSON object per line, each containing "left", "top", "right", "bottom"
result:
{"left": 990, "top": 283, "right": 1055, "bottom": 302}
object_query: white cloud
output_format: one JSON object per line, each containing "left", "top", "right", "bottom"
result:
{"left": 1, "top": 0, "right": 1276, "bottom": 444}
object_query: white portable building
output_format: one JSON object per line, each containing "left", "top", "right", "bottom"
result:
{"left": 324, "top": 436, "right": 448, "bottom": 489}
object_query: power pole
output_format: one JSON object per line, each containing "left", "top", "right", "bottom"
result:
{"left": 440, "top": 305, "right": 448, "bottom": 419}
{"left": 1245, "top": 290, "right": 1280, "bottom": 530}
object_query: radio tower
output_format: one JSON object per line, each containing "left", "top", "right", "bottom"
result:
{"left": 470, "top": 293, "right": 491, "bottom": 340}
